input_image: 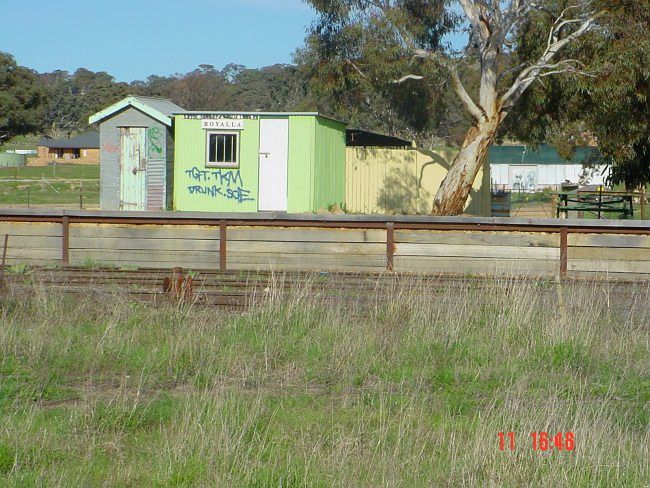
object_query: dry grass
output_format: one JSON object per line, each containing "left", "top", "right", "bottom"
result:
{"left": 0, "top": 274, "right": 648, "bottom": 486}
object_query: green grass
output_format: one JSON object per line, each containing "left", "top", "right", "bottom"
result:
{"left": 510, "top": 189, "right": 555, "bottom": 204}
{"left": 0, "top": 277, "right": 647, "bottom": 486}
{"left": 0, "top": 164, "right": 99, "bottom": 206}
{"left": 0, "top": 180, "right": 99, "bottom": 206}
{"left": 0, "top": 164, "right": 99, "bottom": 180}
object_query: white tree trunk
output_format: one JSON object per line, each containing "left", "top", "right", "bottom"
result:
{"left": 432, "top": 115, "right": 500, "bottom": 215}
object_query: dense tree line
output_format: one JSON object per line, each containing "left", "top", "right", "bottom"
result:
{"left": 0, "top": 58, "right": 317, "bottom": 139}
{"left": 0, "top": 51, "right": 464, "bottom": 148}
{"left": 0, "top": 52, "right": 47, "bottom": 141}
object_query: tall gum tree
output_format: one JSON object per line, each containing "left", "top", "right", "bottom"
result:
{"left": 0, "top": 52, "right": 46, "bottom": 141}
{"left": 304, "top": 0, "right": 602, "bottom": 215}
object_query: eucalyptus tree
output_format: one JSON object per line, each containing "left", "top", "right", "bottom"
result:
{"left": 505, "top": 0, "right": 649, "bottom": 189}
{"left": 304, "top": 0, "right": 602, "bottom": 214}
{"left": 40, "top": 68, "right": 129, "bottom": 137}
{"left": 0, "top": 52, "right": 46, "bottom": 141}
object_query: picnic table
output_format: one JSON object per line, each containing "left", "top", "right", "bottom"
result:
{"left": 557, "top": 191, "right": 634, "bottom": 219}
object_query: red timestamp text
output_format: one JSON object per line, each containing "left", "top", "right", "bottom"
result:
{"left": 498, "top": 432, "right": 575, "bottom": 451}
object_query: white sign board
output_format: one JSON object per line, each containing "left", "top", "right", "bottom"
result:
{"left": 510, "top": 165, "right": 538, "bottom": 191}
{"left": 201, "top": 119, "right": 245, "bottom": 130}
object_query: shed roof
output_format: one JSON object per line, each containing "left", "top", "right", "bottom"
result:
{"left": 346, "top": 128, "right": 412, "bottom": 148}
{"left": 489, "top": 144, "right": 604, "bottom": 165}
{"left": 38, "top": 130, "right": 99, "bottom": 149}
{"left": 178, "top": 111, "right": 346, "bottom": 126}
{"left": 89, "top": 96, "right": 186, "bottom": 126}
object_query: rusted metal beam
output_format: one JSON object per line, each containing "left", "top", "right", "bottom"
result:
{"left": 219, "top": 220, "right": 227, "bottom": 272}
{"left": 393, "top": 222, "right": 561, "bottom": 233}
{"left": 560, "top": 227, "right": 568, "bottom": 279}
{"left": 62, "top": 216, "right": 70, "bottom": 265}
{"left": 54, "top": 218, "right": 566, "bottom": 234}
{"left": 386, "top": 222, "right": 395, "bottom": 271}
{"left": 0, "top": 210, "right": 650, "bottom": 236}
{"left": 0, "top": 216, "right": 66, "bottom": 223}
{"left": 563, "top": 228, "right": 650, "bottom": 235}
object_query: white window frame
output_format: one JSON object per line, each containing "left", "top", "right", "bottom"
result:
{"left": 205, "top": 130, "right": 240, "bottom": 168}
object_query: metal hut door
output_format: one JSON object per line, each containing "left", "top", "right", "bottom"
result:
{"left": 119, "top": 127, "right": 147, "bottom": 211}
{"left": 258, "top": 119, "right": 289, "bottom": 211}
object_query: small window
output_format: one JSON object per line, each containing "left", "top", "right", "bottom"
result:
{"left": 206, "top": 131, "right": 239, "bottom": 167}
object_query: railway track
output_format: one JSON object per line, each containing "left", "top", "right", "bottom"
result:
{"left": 2, "top": 266, "right": 649, "bottom": 316}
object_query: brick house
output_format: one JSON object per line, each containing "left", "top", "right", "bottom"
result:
{"left": 28, "top": 130, "right": 100, "bottom": 166}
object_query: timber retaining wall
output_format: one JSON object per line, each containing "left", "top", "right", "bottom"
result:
{"left": 1, "top": 210, "right": 650, "bottom": 280}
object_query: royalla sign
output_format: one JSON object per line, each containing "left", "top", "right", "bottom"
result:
{"left": 201, "top": 119, "right": 245, "bottom": 130}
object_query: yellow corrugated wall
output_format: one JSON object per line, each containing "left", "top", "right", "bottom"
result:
{"left": 345, "top": 147, "right": 490, "bottom": 216}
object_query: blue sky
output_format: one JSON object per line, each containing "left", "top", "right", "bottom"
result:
{"left": 0, "top": 0, "right": 315, "bottom": 82}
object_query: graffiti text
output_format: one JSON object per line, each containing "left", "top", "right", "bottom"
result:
{"left": 103, "top": 142, "right": 119, "bottom": 154}
{"left": 147, "top": 127, "right": 164, "bottom": 159}
{"left": 187, "top": 185, "right": 254, "bottom": 203}
{"left": 185, "top": 166, "right": 254, "bottom": 204}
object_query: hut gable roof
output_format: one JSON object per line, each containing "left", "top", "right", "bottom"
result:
{"left": 88, "top": 96, "right": 186, "bottom": 126}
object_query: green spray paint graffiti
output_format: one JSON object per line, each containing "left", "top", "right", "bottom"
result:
{"left": 185, "top": 166, "right": 254, "bottom": 204}
{"left": 146, "top": 127, "right": 164, "bottom": 159}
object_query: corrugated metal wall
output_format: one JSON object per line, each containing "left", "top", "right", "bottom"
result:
{"left": 175, "top": 114, "right": 346, "bottom": 214}
{"left": 146, "top": 160, "right": 166, "bottom": 211}
{"left": 165, "top": 127, "right": 175, "bottom": 210}
{"left": 313, "top": 117, "right": 346, "bottom": 211}
{"left": 287, "top": 116, "right": 315, "bottom": 213}
{"left": 346, "top": 147, "right": 490, "bottom": 216}
{"left": 490, "top": 164, "right": 611, "bottom": 189}
{"left": 173, "top": 116, "right": 260, "bottom": 213}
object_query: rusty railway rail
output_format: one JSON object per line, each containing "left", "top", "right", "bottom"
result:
{"left": 3, "top": 266, "right": 649, "bottom": 315}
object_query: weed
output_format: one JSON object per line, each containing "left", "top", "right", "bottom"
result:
{"left": 0, "top": 444, "right": 15, "bottom": 475}
{"left": 119, "top": 265, "right": 140, "bottom": 271}
{"left": 5, "top": 263, "right": 30, "bottom": 275}
{"left": 0, "top": 276, "right": 646, "bottom": 486}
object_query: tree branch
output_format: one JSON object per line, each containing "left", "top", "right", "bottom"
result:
{"left": 516, "top": 59, "right": 593, "bottom": 84}
{"left": 392, "top": 74, "right": 424, "bottom": 83}
{"left": 360, "top": 0, "right": 489, "bottom": 121}
{"left": 346, "top": 60, "right": 367, "bottom": 78}
{"left": 501, "top": 9, "right": 602, "bottom": 109}
{"left": 413, "top": 48, "right": 487, "bottom": 122}
{"left": 459, "top": 0, "right": 490, "bottom": 42}
{"left": 450, "top": 66, "right": 488, "bottom": 122}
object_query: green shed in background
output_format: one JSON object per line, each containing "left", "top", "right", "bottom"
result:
{"left": 173, "top": 112, "right": 346, "bottom": 213}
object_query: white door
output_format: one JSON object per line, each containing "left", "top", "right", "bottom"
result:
{"left": 119, "top": 127, "right": 147, "bottom": 211}
{"left": 258, "top": 119, "right": 289, "bottom": 211}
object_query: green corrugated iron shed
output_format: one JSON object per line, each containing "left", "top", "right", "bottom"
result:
{"left": 489, "top": 144, "right": 603, "bottom": 165}
{"left": 173, "top": 112, "right": 346, "bottom": 213}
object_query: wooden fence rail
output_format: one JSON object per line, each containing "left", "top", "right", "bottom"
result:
{"left": 2, "top": 209, "right": 650, "bottom": 280}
